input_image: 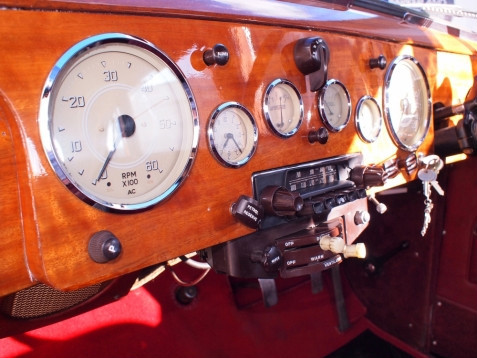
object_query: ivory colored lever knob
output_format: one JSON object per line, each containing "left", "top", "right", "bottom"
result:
{"left": 319, "top": 236, "right": 345, "bottom": 254}
{"left": 343, "top": 243, "right": 366, "bottom": 259}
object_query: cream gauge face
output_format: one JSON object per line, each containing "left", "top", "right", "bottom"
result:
{"left": 39, "top": 33, "right": 199, "bottom": 211}
{"left": 263, "top": 79, "right": 304, "bottom": 137}
{"left": 355, "top": 96, "right": 382, "bottom": 143}
{"left": 318, "top": 79, "right": 351, "bottom": 132}
{"left": 384, "top": 55, "right": 431, "bottom": 151}
{"left": 207, "top": 102, "right": 258, "bottom": 168}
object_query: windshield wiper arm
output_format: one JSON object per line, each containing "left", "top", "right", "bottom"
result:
{"left": 350, "top": 0, "right": 431, "bottom": 25}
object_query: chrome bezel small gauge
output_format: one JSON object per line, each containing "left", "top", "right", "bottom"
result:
{"left": 207, "top": 101, "right": 258, "bottom": 168}
{"left": 383, "top": 55, "right": 431, "bottom": 152}
{"left": 355, "top": 95, "right": 382, "bottom": 143}
{"left": 318, "top": 79, "right": 352, "bottom": 132}
{"left": 263, "top": 78, "right": 304, "bottom": 138}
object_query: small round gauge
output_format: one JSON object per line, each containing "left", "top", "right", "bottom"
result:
{"left": 39, "top": 33, "right": 199, "bottom": 211}
{"left": 263, "top": 78, "right": 304, "bottom": 137}
{"left": 384, "top": 55, "right": 431, "bottom": 151}
{"left": 318, "top": 79, "right": 351, "bottom": 132}
{"left": 355, "top": 96, "right": 382, "bottom": 143}
{"left": 207, "top": 102, "right": 258, "bottom": 168}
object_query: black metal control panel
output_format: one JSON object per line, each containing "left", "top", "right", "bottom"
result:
{"left": 252, "top": 153, "right": 362, "bottom": 200}
{"left": 203, "top": 153, "right": 370, "bottom": 280}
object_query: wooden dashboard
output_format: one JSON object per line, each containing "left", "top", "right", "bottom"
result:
{"left": 0, "top": 0, "right": 476, "bottom": 296}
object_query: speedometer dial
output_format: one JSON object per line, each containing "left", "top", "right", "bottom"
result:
{"left": 39, "top": 33, "right": 199, "bottom": 211}
{"left": 384, "top": 55, "right": 431, "bottom": 151}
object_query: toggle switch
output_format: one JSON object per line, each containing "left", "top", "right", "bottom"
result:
{"left": 369, "top": 195, "right": 387, "bottom": 214}
{"left": 231, "top": 195, "right": 264, "bottom": 229}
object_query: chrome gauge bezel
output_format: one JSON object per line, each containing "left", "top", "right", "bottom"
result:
{"left": 318, "top": 79, "right": 352, "bottom": 132}
{"left": 38, "top": 33, "right": 200, "bottom": 211}
{"left": 383, "top": 55, "right": 431, "bottom": 151}
{"left": 207, "top": 102, "right": 258, "bottom": 168}
{"left": 263, "top": 78, "right": 304, "bottom": 138}
{"left": 355, "top": 95, "right": 382, "bottom": 143}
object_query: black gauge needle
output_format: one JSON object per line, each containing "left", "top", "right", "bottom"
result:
{"left": 278, "top": 97, "right": 284, "bottom": 128}
{"left": 231, "top": 135, "right": 243, "bottom": 154}
{"left": 399, "top": 97, "right": 409, "bottom": 123}
{"left": 95, "top": 114, "right": 136, "bottom": 183}
{"left": 223, "top": 132, "right": 242, "bottom": 154}
{"left": 324, "top": 99, "right": 334, "bottom": 115}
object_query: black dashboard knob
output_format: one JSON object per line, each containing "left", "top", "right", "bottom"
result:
{"left": 349, "top": 165, "right": 386, "bottom": 188}
{"left": 260, "top": 186, "right": 304, "bottom": 216}
{"left": 203, "top": 43, "right": 229, "bottom": 66}
{"left": 369, "top": 54, "right": 387, "bottom": 70}
{"left": 88, "top": 230, "right": 122, "bottom": 263}
{"left": 231, "top": 195, "right": 264, "bottom": 229}
{"left": 251, "top": 245, "right": 282, "bottom": 273}
{"left": 308, "top": 127, "right": 329, "bottom": 144}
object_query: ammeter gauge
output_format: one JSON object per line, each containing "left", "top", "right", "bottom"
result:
{"left": 263, "top": 78, "right": 304, "bottom": 137}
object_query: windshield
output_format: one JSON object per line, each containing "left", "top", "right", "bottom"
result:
{"left": 385, "top": 0, "right": 477, "bottom": 34}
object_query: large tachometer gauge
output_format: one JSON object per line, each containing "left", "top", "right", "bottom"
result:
{"left": 39, "top": 33, "right": 199, "bottom": 211}
{"left": 384, "top": 55, "right": 431, "bottom": 151}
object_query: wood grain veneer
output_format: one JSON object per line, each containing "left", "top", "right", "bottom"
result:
{"left": 0, "top": 3, "right": 475, "bottom": 293}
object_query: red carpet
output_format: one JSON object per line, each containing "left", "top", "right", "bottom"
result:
{"left": 0, "top": 264, "right": 368, "bottom": 358}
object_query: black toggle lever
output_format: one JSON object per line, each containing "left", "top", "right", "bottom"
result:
{"left": 435, "top": 76, "right": 477, "bottom": 156}
{"left": 294, "top": 37, "right": 329, "bottom": 91}
{"left": 363, "top": 240, "right": 409, "bottom": 276}
{"left": 434, "top": 75, "right": 477, "bottom": 121}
